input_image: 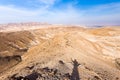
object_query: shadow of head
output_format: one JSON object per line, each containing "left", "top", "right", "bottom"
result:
{"left": 72, "top": 59, "right": 80, "bottom": 67}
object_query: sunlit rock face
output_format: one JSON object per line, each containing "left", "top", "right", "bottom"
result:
{"left": 0, "top": 23, "right": 120, "bottom": 80}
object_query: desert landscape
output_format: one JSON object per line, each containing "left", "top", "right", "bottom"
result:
{"left": 0, "top": 23, "right": 120, "bottom": 80}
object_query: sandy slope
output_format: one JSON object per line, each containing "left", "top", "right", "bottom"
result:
{"left": 0, "top": 26, "right": 120, "bottom": 80}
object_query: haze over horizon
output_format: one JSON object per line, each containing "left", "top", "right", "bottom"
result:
{"left": 0, "top": 0, "right": 120, "bottom": 26}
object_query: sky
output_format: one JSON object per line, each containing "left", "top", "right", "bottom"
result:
{"left": 0, "top": 0, "right": 120, "bottom": 26}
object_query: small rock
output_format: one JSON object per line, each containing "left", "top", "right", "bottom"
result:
{"left": 59, "top": 60, "right": 64, "bottom": 65}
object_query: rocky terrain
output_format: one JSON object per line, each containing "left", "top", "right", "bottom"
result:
{"left": 0, "top": 24, "right": 120, "bottom": 80}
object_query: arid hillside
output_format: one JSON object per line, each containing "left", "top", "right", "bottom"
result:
{"left": 0, "top": 25, "right": 120, "bottom": 80}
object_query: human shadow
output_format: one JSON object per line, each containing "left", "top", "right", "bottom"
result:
{"left": 71, "top": 59, "right": 80, "bottom": 80}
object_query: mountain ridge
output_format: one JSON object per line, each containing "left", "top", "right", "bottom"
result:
{"left": 0, "top": 26, "right": 120, "bottom": 80}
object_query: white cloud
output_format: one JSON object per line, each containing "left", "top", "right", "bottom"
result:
{"left": 0, "top": 6, "right": 37, "bottom": 23}
{"left": 0, "top": 2, "right": 120, "bottom": 26}
{"left": 38, "top": 0, "right": 56, "bottom": 5}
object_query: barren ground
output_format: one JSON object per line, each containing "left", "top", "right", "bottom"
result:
{"left": 0, "top": 24, "right": 120, "bottom": 80}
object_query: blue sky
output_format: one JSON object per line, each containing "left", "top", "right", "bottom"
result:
{"left": 0, "top": 0, "right": 120, "bottom": 25}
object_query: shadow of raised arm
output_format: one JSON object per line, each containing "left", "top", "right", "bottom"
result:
{"left": 71, "top": 59, "right": 80, "bottom": 80}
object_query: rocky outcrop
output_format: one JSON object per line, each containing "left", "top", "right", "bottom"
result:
{"left": 115, "top": 58, "right": 120, "bottom": 69}
{"left": 0, "top": 55, "right": 22, "bottom": 73}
